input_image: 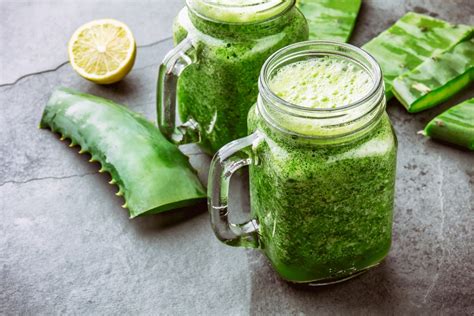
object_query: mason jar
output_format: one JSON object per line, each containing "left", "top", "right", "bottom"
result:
{"left": 208, "top": 41, "right": 398, "bottom": 285}
{"left": 157, "top": 0, "right": 308, "bottom": 154}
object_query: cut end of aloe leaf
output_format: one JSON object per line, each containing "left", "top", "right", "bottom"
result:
{"left": 363, "top": 12, "right": 473, "bottom": 101}
{"left": 392, "top": 39, "right": 474, "bottom": 113}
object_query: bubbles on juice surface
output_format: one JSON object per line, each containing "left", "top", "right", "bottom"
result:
{"left": 269, "top": 56, "right": 373, "bottom": 109}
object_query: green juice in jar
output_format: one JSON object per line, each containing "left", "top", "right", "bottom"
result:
{"left": 246, "top": 48, "right": 397, "bottom": 283}
{"left": 168, "top": 0, "right": 308, "bottom": 154}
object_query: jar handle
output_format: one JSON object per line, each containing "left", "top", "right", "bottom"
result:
{"left": 208, "top": 132, "right": 263, "bottom": 248}
{"left": 157, "top": 37, "right": 200, "bottom": 144}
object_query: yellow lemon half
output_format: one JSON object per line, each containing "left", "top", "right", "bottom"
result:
{"left": 68, "top": 19, "right": 136, "bottom": 84}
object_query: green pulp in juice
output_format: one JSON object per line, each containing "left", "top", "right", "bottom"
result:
{"left": 248, "top": 56, "right": 397, "bottom": 282}
{"left": 173, "top": 5, "right": 308, "bottom": 153}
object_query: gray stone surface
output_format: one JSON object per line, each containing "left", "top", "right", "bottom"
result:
{"left": 1, "top": 0, "right": 473, "bottom": 315}
{"left": 0, "top": 0, "right": 186, "bottom": 84}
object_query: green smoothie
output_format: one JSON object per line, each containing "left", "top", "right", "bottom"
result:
{"left": 173, "top": 2, "right": 308, "bottom": 153}
{"left": 248, "top": 56, "right": 397, "bottom": 283}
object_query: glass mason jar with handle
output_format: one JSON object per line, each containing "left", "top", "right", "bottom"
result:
{"left": 157, "top": 0, "right": 308, "bottom": 154}
{"left": 208, "top": 41, "right": 398, "bottom": 285}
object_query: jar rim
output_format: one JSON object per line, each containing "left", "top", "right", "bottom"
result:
{"left": 259, "top": 40, "right": 384, "bottom": 114}
{"left": 190, "top": 0, "right": 287, "bottom": 8}
{"left": 186, "top": 0, "right": 295, "bottom": 24}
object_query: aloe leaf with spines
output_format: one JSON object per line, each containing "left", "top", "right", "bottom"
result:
{"left": 296, "top": 0, "right": 361, "bottom": 42}
{"left": 362, "top": 12, "right": 473, "bottom": 99}
{"left": 420, "top": 98, "right": 474, "bottom": 150}
{"left": 393, "top": 39, "right": 474, "bottom": 113}
{"left": 40, "top": 88, "right": 206, "bottom": 218}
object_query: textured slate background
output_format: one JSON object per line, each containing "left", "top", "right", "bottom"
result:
{"left": 1, "top": 0, "right": 473, "bottom": 315}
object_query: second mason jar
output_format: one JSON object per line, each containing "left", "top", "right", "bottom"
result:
{"left": 157, "top": 0, "right": 308, "bottom": 154}
{"left": 209, "top": 41, "right": 398, "bottom": 285}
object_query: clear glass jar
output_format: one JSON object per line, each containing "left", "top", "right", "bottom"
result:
{"left": 208, "top": 41, "right": 398, "bottom": 285}
{"left": 157, "top": 0, "right": 308, "bottom": 154}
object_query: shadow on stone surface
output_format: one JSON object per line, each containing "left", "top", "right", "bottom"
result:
{"left": 92, "top": 76, "right": 140, "bottom": 98}
{"left": 131, "top": 201, "right": 208, "bottom": 234}
{"left": 247, "top": 251, "right": 403, "bottom": 315}
{"left": 43, "top": 124, "right": 209, "bottom": 233}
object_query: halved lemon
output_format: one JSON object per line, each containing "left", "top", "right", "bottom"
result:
{"left": 68, "top": 19, "right": 136, "bottom": 84}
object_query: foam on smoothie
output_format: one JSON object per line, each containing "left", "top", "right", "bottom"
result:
{"left": 187, "top": 0, "right": 292, "bottom": 23}
{"left": 269, "top": 56, "right": 372, "bottom": 109}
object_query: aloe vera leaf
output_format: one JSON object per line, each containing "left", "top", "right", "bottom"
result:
{"left": 421, "top": 98, "right": 474, "bottom": 150}
{"left": 296, "top": 0, "right": 361, "bottom": 42}
{"left": 393, "top": 39, "right": 474, "bottom": 113}
{"left": 362, "top": 12, "right": 473, "bottom": 99}
{"left": 40, "top": 88, "right": 206, "bottom": 218}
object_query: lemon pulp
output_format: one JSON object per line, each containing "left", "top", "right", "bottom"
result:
{"left": 68, "top": 19, "right": 136, "bottom": 84}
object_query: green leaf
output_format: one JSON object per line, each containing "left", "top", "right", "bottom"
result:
{"left": 362, "top": 12, "right": 473, "bottom": 99}
{"left": 422, "top": 98, "right": 474, "bottom": 150}
{"left": 393, "top": 38, "right": 474, "bottom": 113}
{"left": 296, "top": 0, "right": 362, "bottom": 42}
{"left": 40, "top": 88, "right": 206, "bottom": 218}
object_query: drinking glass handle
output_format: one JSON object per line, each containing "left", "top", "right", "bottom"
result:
{"left": 157, "top": 37, "right": 200, "bottom": 144}
{"left": 208, "top": 132, "right": 263, "bottom": 248}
